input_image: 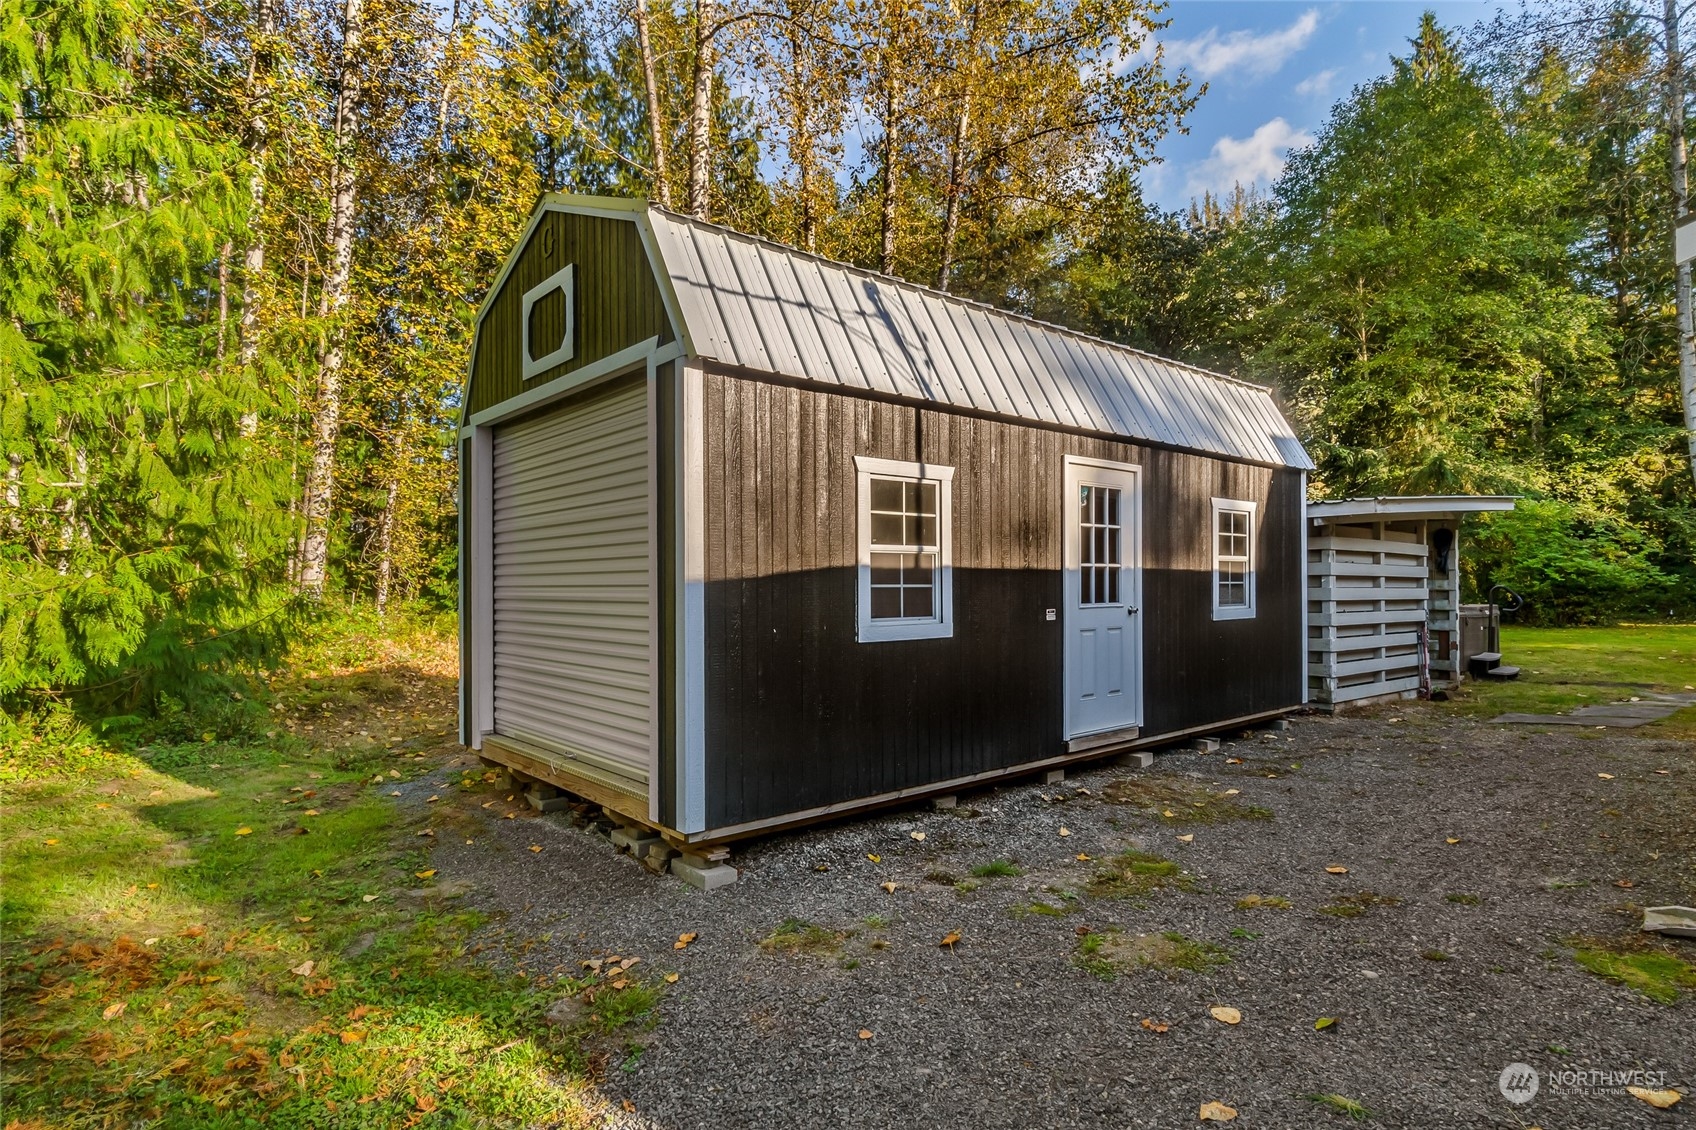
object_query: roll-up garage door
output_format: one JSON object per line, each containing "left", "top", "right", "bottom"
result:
{"left": 491, "top": 378, "right": 650, "bottom": 785}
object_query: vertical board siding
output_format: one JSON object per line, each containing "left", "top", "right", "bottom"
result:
{"left": 701, "top": 371, "right": 1305, "bottom": 830}
{"left": 468, "top": 212, "right": 673, "bottom": 416}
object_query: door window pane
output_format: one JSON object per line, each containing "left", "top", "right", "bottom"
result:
{"left": 1079, "top": 484, "right": 1122, "bottom": 607}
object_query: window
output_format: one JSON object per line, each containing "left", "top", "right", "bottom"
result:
{"left": 1078, "top": 483, "right": 1123, "bottom": 605}
{"left": 855, "top": 456, "right": 954, "bottom": 642}
{"left": 1211, "top": 498, "right": 1257, "bottom": 620}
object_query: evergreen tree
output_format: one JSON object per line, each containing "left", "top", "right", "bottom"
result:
{"left": 1, "top": 0, "right": 300, "bottom": 714}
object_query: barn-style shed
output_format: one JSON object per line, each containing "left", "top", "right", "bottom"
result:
{"left": 458, "top": 194, "right": 1315, "bottom": 877}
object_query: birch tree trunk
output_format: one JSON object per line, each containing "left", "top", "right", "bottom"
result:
{"left": 1667, "top": 0, "right": 1696, "bottom": 489}
{"left": 937, "top": 95, "right": 970, "bottom": 291}
{"left": 298, "top": 0, "right": 364, "bottom": 599}
{"left": 373, "top": 476, "right": 398, "bottom": 615}
{"left": 879, "top": 80, "right": 898, "bottom": 274}
{"left": 238, "top": 0, "right": 277, "bottom": 436}
{"left": 217, "top": 240, "right": 230, "bottom": 367}
{"left": 635, "top": 0, "right": 672, "bottom": 208}
{"left": 687, "top": 0, "right": 715, "bottom": 220}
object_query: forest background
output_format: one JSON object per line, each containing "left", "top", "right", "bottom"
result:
{"left": 3, "top": 0, "right": 1693, "bottom": 731}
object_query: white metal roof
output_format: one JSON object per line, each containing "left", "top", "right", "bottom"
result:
{"left": 1307, "top": 495, "right": 1518, "bottom": 522}
{"left": 634, "top": 205, "right": 1313, "bottom": 470}
{"left": 475, "top": 196, "right": 1314, "bottom": 469}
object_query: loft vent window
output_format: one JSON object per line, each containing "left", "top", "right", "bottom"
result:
{"left": 854, "top": 456, "right": 954, "bottom": 642}
{"left": 1211, "top": 497, "right": 1257, "bottom": 620}
{"left": 521, "top": 263, "right": 575, "bottom": 379}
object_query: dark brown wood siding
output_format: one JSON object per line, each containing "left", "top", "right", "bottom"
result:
{"left": 467, "top": 210, "right": 674, "bottom": 416}
{"left": 701, "top": 369, "right": 1304, "bottom": 830}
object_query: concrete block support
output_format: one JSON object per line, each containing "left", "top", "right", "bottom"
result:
{"left": 671, "top": 855, "right": 738, "bottom": 891}
{"left": 526, "top": 785, "right": 573, "bottom": 813}
{"left": 1189, "top": 737, "right": 1220, "bottom": 753}
{"left": 1043, "top": 769, "right": 1066, "bottom": 785}
{"left": 930, "top": 794, "right": 959, "bottom": 811}
{"left": 1113, "top": 750, "right": 1155, "bottom": 769}
{"left": 1268, "top": 718, "right": 1292, "bottom": 731}
{"left": 610, "top": 826, "right": 663, "bottom": 856}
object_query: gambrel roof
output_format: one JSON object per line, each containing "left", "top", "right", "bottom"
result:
{"left": 484, "top": 196, "right": 1315, "bottom": 470}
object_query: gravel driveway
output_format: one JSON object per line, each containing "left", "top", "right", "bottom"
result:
{"left": 423, "top": 704, "right": 1694, "bottom": 1129}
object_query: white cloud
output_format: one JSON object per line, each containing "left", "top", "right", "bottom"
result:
{"left": 1294, "top": 67, "right": 1339, "bottom": 97}
{"left": 1161, "top": 9, "right": 1320, "bottom": 80}
{"left": 1185, "top": 118, "right": 1315, "bottom": 198}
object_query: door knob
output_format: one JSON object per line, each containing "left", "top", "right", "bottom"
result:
{"left": 1126, "top": 606, "right": 1139, "bottom": 615}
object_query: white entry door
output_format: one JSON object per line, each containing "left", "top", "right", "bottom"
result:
{"left": 1063, "top": 457, "right": 1142, "bottom": 739}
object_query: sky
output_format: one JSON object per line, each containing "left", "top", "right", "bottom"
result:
{"left": 1140, "top": 1, "right": 1502, "bottom": 213}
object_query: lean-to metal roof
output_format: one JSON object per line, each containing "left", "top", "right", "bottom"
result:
{"left": 485, "top": 196, "right": 1313, "bottom": 469}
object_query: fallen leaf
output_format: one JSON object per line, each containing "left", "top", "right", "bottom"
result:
{"left": 144, "top": 937, "right": 159, "bottom": 946}
{"left": 1058, "top": 827, "right": 1071, "bottom": 837}
{"left": 1222, "top": 789, "right": 1240, "bottom": 796}
{"left": 235, "top": 827, "right": 252, "bottom": 837}
{"left": 1140, "top": 1017, "right": 1169, "bottom": 1033}
{"left": 1597, "top": 773, "right": 1615, "bottom": 780}
{"left": 482, "top": 800, "right": 496, "bottom": 808}
{"left": 43, "top": 838, "right": 59, "bottom": 846}
{"left": 504, "top": 813, "right": 516, "bottom": 820}
{"left": 867, "top": 853, "right": 881, "bottom": 863}
{"left": 1199, "top": 1100, "right": 1238, "bottom": 1122}
{"left": 416, "top": 870, "right": 436, "bottom": 879}
{"left": 1315, "top": 1017, "right": 1336, "bottom": 1030}
{"left": 881, "top": 882, "right": 898, "bottom": 893}
{"left": 1225, "top": 758, "right": 1243, "bottom": 765}
{"left": 622, "top": 1099, "right": 637, "bottom": 1114}
{"left": 303, "top": 809, "right": 320, "bottom": 817}
{"left": 102, "top": 1001, "right": 127, "bottom": 1021}
{"left": 1075, "top": 853, "right": 1092, "bottom": 861}
{"left": 95, "top": 802, "right": 110, "bottom": 809}
{"left": 390, "top": 791, "right": 401, "bottom": 797}
{"left": 1654, "top": 769, "right": 1670, "bottom": 775}
{"left": 340, "top": 1030, "right": 364, "bottom": 1044}
{"left": 1614, "top": 878, "right": 1635, "bottom": 888}
{"left": 675, "top": 933, "right": 697, "bottom": 949}
{"left": 1161, "top": 809, "right": 1176, "bottom": 818}
{"left": 1325, "top": 866, "right": 1349, "bottom": 875}
{"left": 291, "top": 960, "right": 315, "bottom": 977}
{"left": 1176, "top": 834, "right": 1195, "bottom": 843}
{"left": 939, "top": 931, "right": 961, "bottom": 948}
{"left": 910, "top": 831, "right": 926, "bottom": 842}
{"left": 664, "top": 972, "right": 679, "bottom": 984}
{"left": 529, "top": 844, "right": 542, "bottom": 853}
{"left": 1209, "top": 1006, "right": 1242, "bottom": 1025}
{"left": 1445, "top": 838, "right": 1460, "bottom": 845}
{"left": 1627, "top": 1086, "right": 1681, "bottom": 1109}
{"left": 858, "top": 1029, "right": 873, "bottom": 1040}
{"left": 362, "top": 894, "right": 380, "bottom": 902}
{"left": 295, "top": 916, "right": 312, "bottom": 923}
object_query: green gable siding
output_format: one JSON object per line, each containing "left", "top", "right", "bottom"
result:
{"left": 467, "top": 209, "right": 674, "bottom": 416}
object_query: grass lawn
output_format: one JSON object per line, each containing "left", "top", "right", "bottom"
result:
{"left": 0, "top": 621, "right": 644, "bottom": 1128}
{"left": 1439, "top": 623, "right": 1696, "bottom": 738}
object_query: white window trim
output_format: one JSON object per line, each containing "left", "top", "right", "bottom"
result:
{"left": 854, "top": 456, "right": 955, "bottom": 643}
{"left": 521, "top": 263, "right": 575, "bottom": 379}
{"left": 1211, "top": 496, "right": 1258, "bottom": 621}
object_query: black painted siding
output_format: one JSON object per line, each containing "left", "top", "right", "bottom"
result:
{"left": 701, "top": 368, "right": 1304, "bottom": 830}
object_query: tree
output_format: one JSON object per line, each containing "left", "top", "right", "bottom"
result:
{"left": 297, "top": 0, "right": 366, "bottom": 598}
{"left": 1, "top": 0, "right": 299, "bottom": 712}
{"left": 1236, "top": 14, "right": 1614, "bottom": 497}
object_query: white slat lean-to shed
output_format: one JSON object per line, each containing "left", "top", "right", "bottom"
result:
{"left": 1304, "top": 495, "right": 1516, "bottom": 708}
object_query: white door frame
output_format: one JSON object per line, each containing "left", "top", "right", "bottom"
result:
{"left": 1062, "top": 455, "right": 1144, "bottom": 740}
